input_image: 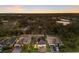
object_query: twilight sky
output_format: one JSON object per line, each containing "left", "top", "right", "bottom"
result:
{"left": 0, "top": 5, "right": 79, "bottom": 13}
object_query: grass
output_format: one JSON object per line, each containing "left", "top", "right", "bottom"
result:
{"left": 21, "top": 44, "right": 29, "bottom": 52}
{"left": 28, "top": 36, "right": 38, "bottom": 52}
{"left": 44, "top": 34, "right": 51, "bottom": 52}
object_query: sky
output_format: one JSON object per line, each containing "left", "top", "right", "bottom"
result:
{"left": 0, "top": 5, "right": 79, "bottom": 13}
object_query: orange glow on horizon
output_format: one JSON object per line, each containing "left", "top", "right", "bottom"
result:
{"left": 0, "top": 6, "right": 79, "bottom": 13}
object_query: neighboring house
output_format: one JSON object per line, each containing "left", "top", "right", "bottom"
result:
{"left": 47, "top": 36, "right": 62, "bottom": 52}
{"left": 19, "top": 35, "right": 31, "bottom": 45}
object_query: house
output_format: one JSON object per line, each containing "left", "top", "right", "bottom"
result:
{"left": 36, "top": 36, "right": 46, "bottom": 52}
